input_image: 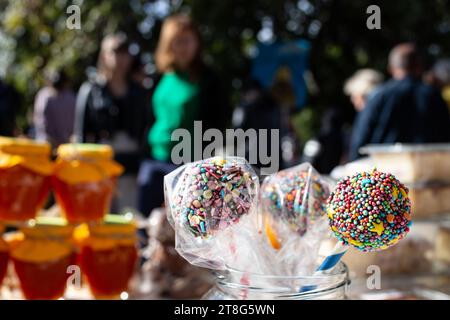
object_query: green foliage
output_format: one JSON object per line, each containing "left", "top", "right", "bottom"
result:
{"left": 0, "top": 0, "right": 148, "bottom": 129}
{"left": 1, "top": 0, "right": 450, "bottom": 138}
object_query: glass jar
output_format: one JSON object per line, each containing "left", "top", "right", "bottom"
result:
{"left": 0, "top": 224, "right": 8, "bottom": 287}
{"left": 0, "top": 136, "right": 52, "bottom": 221}
{"left": 10, "top": 217, "right": 76, "bottom": 300}
{"left": 52, "top": 144, "right": 123, "bottom": 223}
{"left": 74, "top": 214, "right": 138, "bottom": 299}
{"left": 203, "top": 262, "right": 350, "bottom": 300}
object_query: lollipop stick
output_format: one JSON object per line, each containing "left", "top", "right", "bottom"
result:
{"left": 316, "top": 241, "right": 348, "bottom": 272}
{"left": 299, "top": 241, "right": 348, "bottom": 292}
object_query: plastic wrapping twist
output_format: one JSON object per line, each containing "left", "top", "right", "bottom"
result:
{"left": 165, "top": 157, "right": 259, "bottom": 270}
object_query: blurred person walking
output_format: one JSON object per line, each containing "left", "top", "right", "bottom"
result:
{"left": 344, "top": 69, "right": 384, "bottom": 112}
{"left": 74, "top": 33, "right": 149, "bottom": 211}
{"left": 349, "top": 43, "right": 450, "bottom": 160}
{"left": 33, "top": 70, "right": 76, "bottom": 148}
{"left": 0, "top": 79, "right": 20, "bottom": 137}
{"left": 138, "top": 14, "right": 229, "bottom": 217}
{"left": 302, "top": 69, "right": 384, "bottom": 172}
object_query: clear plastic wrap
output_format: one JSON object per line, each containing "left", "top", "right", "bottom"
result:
{"left": 164, "top": 157, "right": 259, "bottom": 270}
{"left": 260, "top": 162, "right": 334, "bottom": 275}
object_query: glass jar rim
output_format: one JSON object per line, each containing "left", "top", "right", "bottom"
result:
{"left": 219, "top": 261, "right": 348, "bottom": 280}
{"left": 212, "top": 262, "right": 350, "bottom": 299}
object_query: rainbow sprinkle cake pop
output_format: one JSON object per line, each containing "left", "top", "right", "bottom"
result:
{"left": 327, "top": 169, "right": 411, "bottom": 252}
{"left": 171, "top": 158, "right": 258, "bottom": 238}
{"left": 261, "top": 167, "right": 329, "bottom": 236}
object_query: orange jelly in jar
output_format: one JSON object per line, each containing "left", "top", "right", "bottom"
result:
{"left": 52, "top": 144, "right": 123, "bottom": 223}
{"left": 10, "top": 217, "right": 75, "bottom": 300}
{"left": 0, "top": 137, "right": 52, "bottom": 221}
{"left": 74, "top": 215, "right": 138, "bottom": 299}
{"left": 0, "top": 225, "right": 9, "bottom": 287}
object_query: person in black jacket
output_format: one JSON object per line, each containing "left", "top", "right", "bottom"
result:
{"left": 349, "top": 43, "right": 450, "bottom": 160}
{"left": 74, "top": 33, "right": 149, "bottom": 211}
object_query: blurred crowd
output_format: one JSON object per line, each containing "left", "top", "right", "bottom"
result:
{"left": 1, "top": 14, "right": 450, "bottom": 218}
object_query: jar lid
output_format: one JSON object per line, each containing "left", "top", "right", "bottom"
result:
{"left": 57, "top": 143, "right": 114, "bottom": 160}
{"left": 54, "top": 144, "right": 123, "bottom": 183}
{"left": 90, "top": 214, "right": 137, "bottom": 236}
{"left": 0, "top": 136, "right": 53, "bottom": 175}
{"left": 74, "top": 214, "right": 136, "bottom": 239}
{"left": 0, "top": 136, "right": 51, "bottom": 156}
{"left": 73, "top": 214, "right": 137, "bottom": 250}
{"left": 21, "top": 216, "right": 74, "bottom": 239}
{"left": 11, "top": 217, "right": 74, "bottom": 263}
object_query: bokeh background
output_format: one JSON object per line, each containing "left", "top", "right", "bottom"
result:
{"left": 2, "top": 0, "right": 450, "bottom": 140}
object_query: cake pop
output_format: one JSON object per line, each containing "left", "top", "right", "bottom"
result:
{"left": 169, "top": 157, "right": 258, "bottom": 238}
{"left": 261, "top": 166, "right": 330, "bottom": 236}
{"left": 299, "top": 169, "right": 412, "bottom": 292}
{"left": 327, "top": 169, "right": 411, "bottom": 252}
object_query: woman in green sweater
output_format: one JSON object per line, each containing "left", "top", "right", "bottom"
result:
{"left": 148, "top": 71, "right": 200, "bottom": 161}
{"left": 138, "top": 14, "right": 229, "bottom": 216}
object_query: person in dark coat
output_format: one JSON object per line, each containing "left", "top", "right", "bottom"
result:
{"left": 349, "top": 43, "right": 450, "bottom": 160}
{"left": 74, "top": 33, "right": 149, "bottom": 211}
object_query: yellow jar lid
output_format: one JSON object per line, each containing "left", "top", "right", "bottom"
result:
{"left": 90, "top": 214, "right": 136, "bottom": 236}
{"left": 12, "top": 217, "right": 74, "bottom": 263}
{"left": 21, "top": 216, "right": 74, "bottom": 239}
{"left": 57, "top": 143, "right": 114, "bottom": 160}
{"left": 54, "top": 144, "right": 124, "bottom": 183}
{"left": 0, "top": 136, "right": 51, "bottom": 156}
{"left": 74, "top": 214, "right": 136, "bottom": 238}
{"left": 11, "top": 238, "right": 72, "bottom": 263}
{"left": 74, "top": 214, "right": 137, "bottom": 250}
{"left": 0, "top": 136, "right": 53, "bottom": 175}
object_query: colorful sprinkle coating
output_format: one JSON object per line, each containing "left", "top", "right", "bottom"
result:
{"left": 327, "top": 169, "right": 412, "bottom": 252}
{"left": 172, "top": 158, "right": 257, "bottom": 238}
{"left": 261, "top": 167, "right": 330, "bottom": 235}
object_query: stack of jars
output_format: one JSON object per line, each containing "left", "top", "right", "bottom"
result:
{"left": 0, "top": 137, "right": 138, "bottom": 299}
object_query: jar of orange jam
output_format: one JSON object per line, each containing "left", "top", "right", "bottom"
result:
{"left": 0, "top": 136, "right": 53, "bottom": 221}
{"left": 74, "top": 214, "right": 138, "bottom": 299}
{"left": 0, "top": 224, "right": 9, "bottom": 287}
{"left": 52, "top": 144, "right": 124, "bottom": 223}
{"left": 10, "top": 217, "right": 75, "bottom": 300}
